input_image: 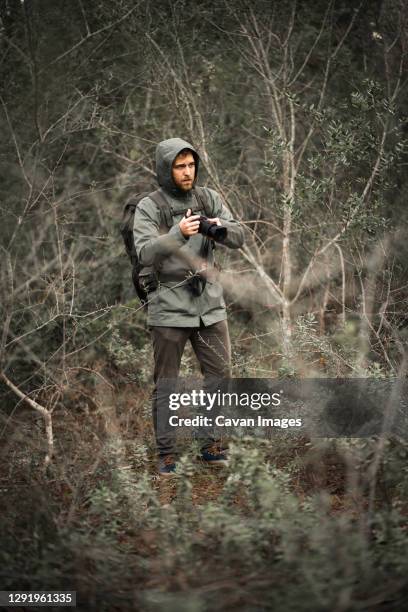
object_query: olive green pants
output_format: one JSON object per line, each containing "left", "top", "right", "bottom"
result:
{"left": 150, "top": 319, "right": 231, "bottom": 456}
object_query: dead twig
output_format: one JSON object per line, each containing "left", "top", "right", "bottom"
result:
{"left": 0, "top": 372, "right": 54, "bottom": 467}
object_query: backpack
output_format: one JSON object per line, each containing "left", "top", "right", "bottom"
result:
{"left": 120, "top": 187, "right": 213, "bottom": 305}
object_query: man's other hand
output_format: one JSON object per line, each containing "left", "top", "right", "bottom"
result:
{"left": 179, "top": 208, "right": 201, "bottom": 237}
{"left": 206, "top": 217, "right": 221, "bottom": 226}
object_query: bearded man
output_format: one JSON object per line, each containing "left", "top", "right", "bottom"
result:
{"left": 133, "top": 138, "right": 244, "bottom": 476}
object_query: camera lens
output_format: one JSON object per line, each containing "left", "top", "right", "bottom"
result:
{"left": 208, "top": 225, "right": 227, "bottom": 242}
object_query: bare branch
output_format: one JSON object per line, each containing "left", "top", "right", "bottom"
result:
{"left": 39, "top": 4, "right": 141, "bottom": 73}
{"left": 0, "top": 372, "right": 54, "bottom": 466}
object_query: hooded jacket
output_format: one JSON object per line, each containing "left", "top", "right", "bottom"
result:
{"left": 133, "top": 138, "right": 244, "bottom": 327}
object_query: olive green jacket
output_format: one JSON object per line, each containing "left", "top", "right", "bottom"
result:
{"left": 133, "top": 138, "right": 244, "bottom": 327}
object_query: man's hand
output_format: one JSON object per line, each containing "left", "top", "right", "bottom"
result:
{"left": 179, "top": 208, "right": 201, "bottom": 237}
{"left": 205, "top": 217, "right": 222, "bottom": 241}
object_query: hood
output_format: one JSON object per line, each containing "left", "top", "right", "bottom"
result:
{"left": 155, "top": 137, "right": 199, "bottom": 198}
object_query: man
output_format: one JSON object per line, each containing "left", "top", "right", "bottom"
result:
{"left": 133, "top": 137, "right": 244, "bottom": 476}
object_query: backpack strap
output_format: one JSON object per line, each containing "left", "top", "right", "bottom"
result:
{"left": 149, "top": 189, "right": 173, "bottom": 229}
{"left": 194, "top": 186, "right": 214, "bottom": 218}
{"left": 163, "top": 186, "right": 214, "bottom": 218}
{"left": 147, "top": 186, "right": 214, "bottom": 228}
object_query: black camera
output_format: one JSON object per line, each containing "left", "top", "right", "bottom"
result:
{"left": 198, "top": 216, "right": 227, "bottom": 243}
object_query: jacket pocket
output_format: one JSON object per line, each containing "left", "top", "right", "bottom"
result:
{"left": 205, "top": 280, "right": 226, "bottom": 311}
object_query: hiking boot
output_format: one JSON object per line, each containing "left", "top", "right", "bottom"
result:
{"left": 158, "top": 454, "right": 177, "bottom": 477}
{"left": 200, "top": 444, "right": 228, "bottom": 466}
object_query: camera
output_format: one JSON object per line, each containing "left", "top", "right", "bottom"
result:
{"left": 198, "top": 216, "right": 227, "bottom": 243}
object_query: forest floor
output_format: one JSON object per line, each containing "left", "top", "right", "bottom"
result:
{"left": 1, "top": 383, "right": 407, "bottom": 612}
{"left": 0, "top": 392, "right": 393, "bottom": 520}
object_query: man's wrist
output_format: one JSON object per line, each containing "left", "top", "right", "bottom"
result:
{"left": 169, "top": 224, "right": 189, "bottom": 243}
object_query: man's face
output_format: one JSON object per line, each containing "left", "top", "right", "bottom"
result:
{"left": 171, "top": 151, "right": 196, "bottom": 191}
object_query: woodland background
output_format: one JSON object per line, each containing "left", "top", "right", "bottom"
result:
{"left": 1, "top": 1, "right": 408, "bottom": 610}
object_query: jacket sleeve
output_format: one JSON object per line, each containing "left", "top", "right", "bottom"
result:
{"left": 207, "top": 188, "right": 245, "bottom": 249}
{"left": 133, "top": 197, "right": 188, "bottom": 267}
